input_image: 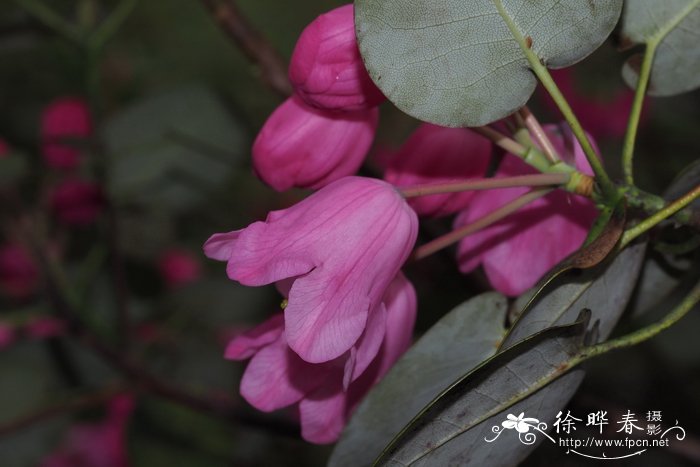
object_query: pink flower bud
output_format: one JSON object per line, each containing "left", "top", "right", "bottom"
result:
{"left": 25, "top": 317, "right": 66, "bottom": 340}
{"left": 0, "top": 243, "right": 38, "bottom": 300}
{"left": 253, "top": 96, "right": 379, "bottom": 191}
{"left": 0, "top": 323, "right": 15, "bottom": 350}
{"left": 204, "top": 176, "right": 417, "bottom": 364}
{"left": 289, "top": 4, "right": 384, "bottom": 111}
{"left": 157, "top": 248, "right": 202, "bottom": 288}
{"left": 384, "top": 124, "right": 492, "bottom": 217}
{"left": 41, "top": 97, "right": 92, "bottom": 170}
{"left": 455, "top": 124, "right": 598, "bottom": 296}
{"left": 50, "top": 179, "right": 105, "bottom": 226}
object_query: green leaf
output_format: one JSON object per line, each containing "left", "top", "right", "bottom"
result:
{"left": 102, "top": 85, "right": 246, "bottom": 213}
{"left": 329, "top": 293, "right": 508, "bottom": 467}
{"left": 621, "top": 0, "right": 700, "bottom": 96}
{"left": 374, "top": 314, "right": 590, "bottom": 466}
{"left": 355, "top": 0, "right": 623, "bottom": 127}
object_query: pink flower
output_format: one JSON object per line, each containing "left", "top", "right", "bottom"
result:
{"left": 0, "top": 323, "right": 15, "bottom": 350}
{"left": 0, "top": 138, "right": 9, "bottom": 157}
{"left": 41, "top": 395, "right": 134, "bottom": 467}
{"left": 157, "top": 248, "right": 202, "bottom": 288}
{"left": 226, "top": 273, "right": 416, "bottom": 444}
{"left": 41, "top": 98, "right": 92, "bottom": 170}
{"left": 252, "top": 96, "right": 379, "bottom": 191}
{"left": 50, "top": 179, "right": 105, "bottom": 226}
{"left": 0, "top": 243, "right": 38, "bottom": 300}
{"left": 289, "top": 4, "right": 384, "bottom": 111}
{"left": 384, "top": 124, "right": 492, "bottom": 217}
{"left": 25, "top": 317, "right": 67, "bottom": 339}
{"left": 455, "top": 124, "right": 598, "bottom": 296}
{"left": 204, "top": 176, "right": 417, "bottom": 363}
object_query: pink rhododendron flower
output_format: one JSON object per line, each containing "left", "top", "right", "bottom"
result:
{"left": 252, "top": 96, "right": 379, "bottom": 191}
{"left": 289, "top": 4, "right": 384, "bottom": 111}
{"left": 0, "top": 243, "right": 38, "bottom": 300}
{"left": 158, "top": 248, "right": 202, "bottom": 288}
{"left": 0, "top": 323, "right": 15, "bottom": 350}
{"left": 226, "top": 273, "right": 416, "bottom": 444}
{"left": 384, "top": 124, "right": 492, "bottom": 217}
{"left": 455, "top": 124, "right": 598, "bottom": 296}
{"left": 41, "top": 97, "right": 92, "bottom": 170}
{"left": 50, "top": 179, "right": 105, "bottom": 225}
{"left": 204, "top": 176, "right": 418, "bottom": 363}
{"left": 26, "top": 317, "right": 67, "bottom": 339}
{"left": 41, "top": 395, "right": 134, "bottom": 467}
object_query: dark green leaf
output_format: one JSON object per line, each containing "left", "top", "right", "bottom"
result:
{"left": 329, "top": 293, "right": 508, "bottom": 467}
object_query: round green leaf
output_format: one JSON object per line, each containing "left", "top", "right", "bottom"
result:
{"left": 621, "top": 0, "right": 700, "bottom": 96}
{"left": 355, "top": 0, "right": 623, "bottom": 127}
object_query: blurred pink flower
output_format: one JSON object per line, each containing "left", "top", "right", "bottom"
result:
{"left": 227, "top": 273, "right": 416, "bottom": 444}
{"left": 26, "top": 316, "right": 67, "bottom": 339}
{"left": 252, "top": 96, "right": 379, "bottom": 191}
{"left": 0, "top": 243, "right": 38, "bottom": 300}
{"left": 289, "top": 4, "right": 384, "bottom": 111}
{"left": 455, "top": 124, "right": 598, "bottom": 296}
{"left": 50, "top": 179, "right": 105, "bottom": 226}
{"left": 204, "top": 176, "right": 417, "bottom": 364}
{"left": 157, "top": 248, "right": 202, "bottom": 288}
{"left": 542, "top": 69, "right": 647, "bottom": 141}
{"left": 41, "top": 97, "right": 92, "bottom": 170}
{"left": 41, "top": 395, "right": 134, "bottom": 467}
{"left": 0, "top": 138, "right": 9, "bottom": 157}
{"left": 384, "top": 124, "right": 492, "bottom": 217}
{"left": 0, "top": 323, "right": 16, "bottom": 349}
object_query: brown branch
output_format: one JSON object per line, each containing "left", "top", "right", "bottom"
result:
{"left": 200, "top": 0, "right": 292, "bottom": 97}
{"left": 0, "top": 386, "right": 127, "bottom": 436}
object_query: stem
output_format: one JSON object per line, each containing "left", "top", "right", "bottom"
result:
{"left": 472, "top": 126, "right": 551, "bottom": 172}
{"left": 622, "top": 0, "right": 700, "bottom": 185}
{"left": 493, "top": 0, "right": 616, "bottom": 199}
{"left": 199, "top": 0, "right": 292, "bottom": 97}
{"left": 399, "top": 173, "right": 569, "bottom": 198}
{"left": 518, "top": 107, "right": 560, "bottom": 163}
{"left": 413, "top": 188, "right": 552, "bottom": 260}
{"left": 621, "top": 43, "right": 655, "bottom": 185}
{"left": 88, "top": 0, "right": 137, "bottom": 52}
{"left": 621, "top": 184, "right": 700, "bottom": 247}
{"left": 581, "top": 278, "right": 700, "bottom": 360}
{"left": 12, "top": 0, "right": 83, "bottom": 43}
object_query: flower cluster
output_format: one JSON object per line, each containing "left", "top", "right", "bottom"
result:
{"left": 252, "top": 4, "right": 384, "bottom": 191}
{"left": 207, "top": 2, "right": 599, "bottom": 444}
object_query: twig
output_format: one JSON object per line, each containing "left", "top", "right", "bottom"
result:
{"left": 0, "top": 386, "right": 127, "bottom": 436}
{"left": 199, "top": 0, "right": 292, "bottom": 97}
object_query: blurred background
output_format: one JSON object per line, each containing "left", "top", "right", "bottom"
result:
{"left": 0, "top": 1, "right": 699, "bottom": 465}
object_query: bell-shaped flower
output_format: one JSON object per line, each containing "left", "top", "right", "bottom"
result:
{"left": 384, "top": 124, "right": 492, "bottom": 217}
{"left": 226, "top": 272, "right": 416, "bottom": 444}
{"left": 204, "top": 176, "right": 417, "bottom": 364}
{"left": 455, "top": 124, "right": 598, "bottom": 297}
{"left": 252, "top": 96, "right": 379, "bottom": 191}
{"left": 41, "top": 97, "right": 92, "bottom": 170}
{"left": 289, "top": 4, "right": 384, "bottom": 111}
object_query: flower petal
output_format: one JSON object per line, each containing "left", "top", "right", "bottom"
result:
{"left": 224, "top": 314, "right": 285, "bottom": 361}
{"left": 299, "top": 380, "right": 348, "bottom": 444}
{"left": 239, "top": 333, "right": 328, "bottom": 412}
{"left": 342, "top": 303, "right": 387, "bottom": 388}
